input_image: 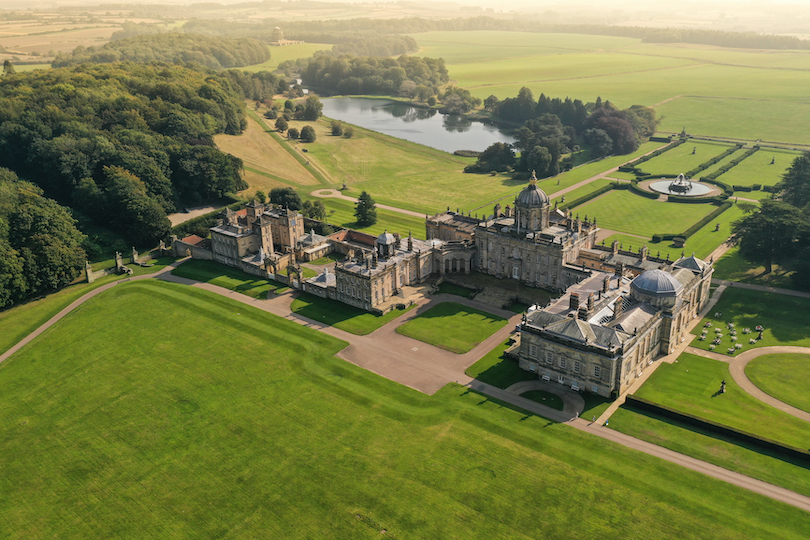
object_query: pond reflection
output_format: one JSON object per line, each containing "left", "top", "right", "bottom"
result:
{"left": 320, "top": 97, "right": 514, "bottom": 153}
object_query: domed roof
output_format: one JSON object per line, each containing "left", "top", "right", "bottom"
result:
{"left": 631, "top": 269, "right": 683, "bottom": 298}
{"left": 515, "top": 172, "right": 549, "bottom": 208}
{"left": 377, "top": 230, "right": 396, "bottom": 245}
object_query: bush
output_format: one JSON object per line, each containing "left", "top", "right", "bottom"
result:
{"left": 752, "top": 183, "right": 762, "bottom": 190}
{"left": 300, "top": 125, "right": 316, "bottom": 143}
{"left": 342, "top": 126, "right": 354, "bottom": 139}
{"left": 330, "top": 120, "right": 343, "bottom": 136}
{"left": 287, "top": 127, "right": 299, "bottom": 139}
{"left": 629, "top": 181, "right": 660, "bottom": 199}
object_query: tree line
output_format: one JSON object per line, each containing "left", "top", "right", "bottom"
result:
{"left": 0, "top": 168, "right": 86, "bottom": 308}
{"left": 467, "top": 87, "right": 658, "bottom": 176}
{"left": 0, "top": 63, "right": 279, "bottom": 254}
{"left": 52, "top": 34, "right": 271, "bottom": 70}
{"left": 300, "top": 54, "right": 449, "bottom": 97}
{"left": 180, "top": 16, "right": 810, "bottom": 51}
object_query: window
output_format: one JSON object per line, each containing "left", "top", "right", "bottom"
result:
{"left": 529, "top": 344, "right": 538, "bottom": 358}
{"left": 594, "top": 365, "right": 602, "bottom": 379}
{"left": 545, "top": 351, "right": 553, "bottom": 364}
{"left": 559, "top": 358, "right": 567, "bottom": 369}
{"left": 574, "top": 361, "right": 581, "bottom": 374}
{"left": 512, "top": 266, "right": 519, "bottom": 279}
{"left": 512, "top": 247, "right": 519, "bottom": 259}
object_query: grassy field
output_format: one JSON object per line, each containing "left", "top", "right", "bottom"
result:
{"left": 289, "top": 292, "right": 413, "bottom": 335}
{"left": 689, "top": 287, "right": 810, "bottom": 352}
{"left": 631, "top": 353, "right": 810, "bottom": 449}
{"left": 712, "top": 246, "right": 797, "bottom": 287}
{"left": 715, "top": 147, "right": 801, "bottom": 194}
{"left": 412, "top": 31, "right": 810, "bottom": 144}
{"left": 241, "top": 43, "right": 332, "bottom": 72}
{"left": 574, "top": 190, "right": 716, "bottom": 238}
{"left": 396, "top": 302, "right": 507, "bottom": 354}
{"left": 602, "top": 202, "right": 748, "bottom": 262}
{"left": 610, "top": 404, "right": 810, "bottom": 498}
{"left": 312, "top": 196, "right": 428, "bottom": 240}
{"left": 521, "top": 390, "right": 564, "bottom": 410}
{"left": 634, "top": 140, "right": 736, "bottom": 177}
{"left": 0, "top": 281, "right": 807, "bottom": 538}
{"left": 171, "top": 259, "right": 289, "bottom": 297}
{"left": 465, "top": 338, "right": 536, "bottom": 389}
{"left": 746, "top": 353, "right": 810, "bottom": 413}
{"left": 0, "top": 257, "right": 176, "bottom": 356}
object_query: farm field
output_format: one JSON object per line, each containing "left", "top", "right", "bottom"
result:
{"left": 746, "top": 353, "right": 810, "bottom": 414}
{"left": 1, "top": 279, "right": 807, "bottom": 539}
{"left": 573, "top": 190, "right": 716, "bottom": 238}
{"left": 412, "top": 31, "right": 810, "bottom": 144}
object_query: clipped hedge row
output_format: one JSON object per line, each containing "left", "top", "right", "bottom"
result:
{"left": 651, "top": 233, "right": 678, "bottom": 243}
{"left": 625, "top": 137, "right": 685, "bottom": 169}
{"left": 683, "top": 143, "right": 744, "bottom": 179}
{"left": 624, "top": 395, "right": 810, "bottom": 464}
{"left": 667, "top": 194, "right": 727, "bottom": 204}
{"left": 733, "top": 185, "right": 753, "bottom": 192}
{"left": 699, "top": 176, "right": 734, "bottom": 198}
{"left": 763, "top": 185, "right": 779, "bottom": 193}
{"left": 562, "top": 181, "right": 624, "bottom": 210}
{"left": 629, "top": 181, "right": 660, "bottom": 199}
{"left": 700, "top": 147, "right": 760, "bottom": 190}
{"left": 649, "top": 136, "right": 674, "bottom": 143}
{"left": 679, "top": 201, "right": 732, "bottom": 237}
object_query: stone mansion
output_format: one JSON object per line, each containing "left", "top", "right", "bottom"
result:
{"left": 172, "top": 173, "right": 713, "bottom": 397}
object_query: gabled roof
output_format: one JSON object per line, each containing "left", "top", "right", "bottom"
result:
{"left": 674, "top": 254, "right": 707, "bottom": 272}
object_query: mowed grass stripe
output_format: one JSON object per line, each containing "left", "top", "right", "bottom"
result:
{"left": 395, "top": 302, "right": 508, "bottom": 354}
{"left": 0, "top": 280, "right": 806, "bottom": 538}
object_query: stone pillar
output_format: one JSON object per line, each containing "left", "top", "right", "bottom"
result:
{"left": 569, "top": 293, "right": 580, "bottom": 311}
{"left": 602, "top": 275, "right": 610, "bottom": 294}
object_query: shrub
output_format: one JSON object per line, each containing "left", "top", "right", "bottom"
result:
{"left": 330, "top": 120, "right": 343, "bottom": 136}
{"left": 343, "top": 126, "right": 354, "bottom": 138}
{"left": 287, "top": 127, "right": 299, "bottom": 139}
{"left": 300, "top": 125, "right": 316, "bottom": 143}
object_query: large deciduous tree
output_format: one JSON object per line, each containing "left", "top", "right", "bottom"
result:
{"left": 730, "top": 200, "right": 807, "bottom": 274}
{"left": 270, "top": 187, "right": 302, "bottom": 210}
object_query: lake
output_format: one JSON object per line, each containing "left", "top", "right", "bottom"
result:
{"left": 320, "top": 97, "right": 515, "bottom": 154}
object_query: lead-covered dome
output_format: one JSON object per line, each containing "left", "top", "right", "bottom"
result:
{"left": 377, "top": 230, "right": 395, "bottom": 245}
{"left": 515, "top": 172, "right": 549, "bottom": 208}
{"left": 631, "top": 269, "right": 683, "bottom": 308}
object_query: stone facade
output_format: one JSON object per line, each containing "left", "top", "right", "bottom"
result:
{"left": 516, "top": 255, "right": 714, "bottom": 397}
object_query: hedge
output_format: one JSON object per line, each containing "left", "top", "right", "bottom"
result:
{"left": 624, "top": 395, "right": 810, "bottom": 464}
{"left": 649, "top": 136, "right": 673, "bottom": 143}
{"left": 679, "top": 201, "right": 731, "bottom": 238}
{"left": 752, "top": 183, "right": 762, "bottom": 190}
{"left": 733, "top": 185, "right": 753, "bottom": 192}
{"left": 561, "top": 181, "right": 623, "bottom": 210}
{"left": 683, "top": 144, "right": 744, "bottom": 179}
{"left": 629, "top": 181, "right": 660, "bottom": 199}
{"left": 625, "top": 137, "right": 685, "bottom": 169}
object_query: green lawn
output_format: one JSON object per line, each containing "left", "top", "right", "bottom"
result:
{"left": 552, "top": 177, "right": 615, "bottom": 208}
{"left": 290, "top": 292, "right": 413, "bottom": 335}
{"left": 746, "top": 353, "right": 810, "bottom": 413}
{"left": 689, "top": 287, "right": 810, "bottom": 352}
{"left": 311, "top": 195, "right": 428, "bottom": 240}
{"left": 277, "top": 266, "right": 318, "bottom": 279}
{"left": 465, "top": 338, "right": 536, "bottom": 389}
{"left": 521, "top": 390, "right": 563, "bottom": 410}
{"left": 0, "top": 257, "right": 177, "bottom": 356}
{"left": 396, "top": 302, "right": 508, "bottom": 354}
{"left": 575, "top": 190, "right": 716, "bottom": 238}
{"left": 635, "top": 140, "right": 736, "bottom": 177}
{"left": 0, "top": 281, "right": 806, "bottom": 538}
{"left": 712, "top": 246, "right": 797, "bottom": 288}
{"left": 610, "top": 405, "right": 810, "bottom": 498}
{"left": 171, "top": 259, "right": 289, "bottom": 297}
{"left": 307, "top": 252, "right": 344, "bottom": 265}
{"left": 715, "top": 147, "right": 802, "bottom": 192}
{"left": 242, "top": 43, "right": 333, "bottom": 72}
{"left": 436, "top": 282, "right": 477, "bottom": 298}
{"left": 632, "top": 353, "right": 810, "bottom": 449}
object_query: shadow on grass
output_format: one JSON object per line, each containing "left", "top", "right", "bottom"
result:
{"left": 620, "top": 404, "right": 810, "bottom": 470}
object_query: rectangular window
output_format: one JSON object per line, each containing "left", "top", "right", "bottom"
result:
{"left": 594, "top": 365, "right": 602, "bottom": 379}
{"left": 529, "top": 344, "right": 538, "bottom": 358}
{"left": 559, "top": 358, "right": 567, "bottom": 369}
{"left": 545, "top": 351, "right": 553, "bottom": 364}
{"left": 574, "top": 361, "right": 581, "bottom": 374}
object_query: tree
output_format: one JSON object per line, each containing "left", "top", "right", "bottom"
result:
{"left": 275, "top": 116, "right": 288, "bottom": 132}
{"left": 343, "top": 126, "right": 354, "bottom": 139}
{"left": 354, "top": 191, "right": 377, "bottom": 226}
{"left": 777, "top": 151, "right": 810, "bottom": 209}
{"left": 583, "top": 128, "right": 613, "bottom": 158}
{"left": 270, "top": 187, "right": 302, "bottom": 210}
{"left": 484, "top": 95, "right": 500, "bottom": 111}
{"left": 255, "top": 190, "right": 266, "bottom": 203}
{"left": 730, "top": 200, "right": 807, "bottom": 274}
{"left": 331, "top": 121, "right": 343, "bottom": 136}
{"left": 300, "top": 125, "right": 317, "bottom": 143}
{"left": 301, "top": 199, "right": 326, "bottom": 220}
{"left": 464, "top": 142, "right": 515, "bottom": 173}
{"left": 2, "top": 59, "right": 14, "bottom": 76}
{"left": 287, "top": 127, "right": 299, "bottom": 139}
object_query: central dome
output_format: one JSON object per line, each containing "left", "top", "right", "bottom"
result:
{"left": 515, "top": 172, "right": 549, "bottom": 208}
{"left": 631, "top": 269, "right": 683, "bottom": 298}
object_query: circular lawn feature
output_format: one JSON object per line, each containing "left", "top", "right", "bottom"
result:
{"left": 745, "top": 352, "right": 810, "bottom": 414}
